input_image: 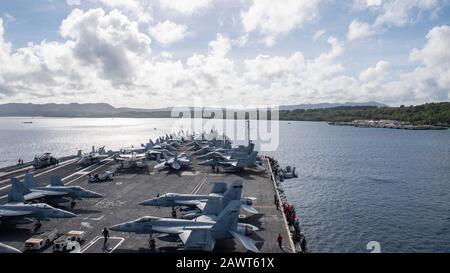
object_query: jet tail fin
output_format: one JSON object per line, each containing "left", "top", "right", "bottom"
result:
{"left": 8, "top": 178, "right": 25, "bottom": 203}
{"left": 211, "top": 200, "right": 240, "bottom": 233}
{"left": 202, "top": 198, "right": 222, "bottom": 216}
{"left": 24, "top": 173, "right": 38, "bottom": 192}
{"left": 222, "top": 180, "right": 243, "bottom": 207}
{"left": 248, "top": 151, "right": 258, "bottom": 163}
{"left": 246, "top": 142, "right": 255, "bottom": 154}
{"left": 210, "top": 182, "right": 227, "bottom": 194}
{"left": 50, "top": 176, "right": 64, "bottom": 186}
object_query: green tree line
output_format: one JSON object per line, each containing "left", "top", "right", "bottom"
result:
{"left": 279, "top": 102, "right": 450, "bottom": 127}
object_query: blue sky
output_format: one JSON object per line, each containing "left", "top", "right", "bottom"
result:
{"left": 0, "top": 0, "right": 449, "bottom": 108}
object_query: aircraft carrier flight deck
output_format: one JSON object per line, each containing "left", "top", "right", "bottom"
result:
{"left": 0, "top": 137, "right": 294, "bottom": 253}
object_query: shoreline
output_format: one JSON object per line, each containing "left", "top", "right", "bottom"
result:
{"left": 328, "top": 120, "right": 448, "bottom": 130}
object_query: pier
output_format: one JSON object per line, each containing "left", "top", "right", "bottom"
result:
{"left": 328, "top": 119, "right": 448, "bottom": 130}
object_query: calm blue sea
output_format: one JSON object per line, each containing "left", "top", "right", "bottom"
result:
{"left": 0, "top": 117, "right": 449, "bottom": 252}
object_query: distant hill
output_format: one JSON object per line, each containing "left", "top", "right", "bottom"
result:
{"left": 0, "top": 102, "right": 388, "bottom": 118}
{"left": 279, "top": 102, "right": 388, "bottom": 111}
{"left": 0, "top": 103, "right": 171, "bottom": 117}
{"left": 0, "top": 102, "right": 448, "bottom": 127}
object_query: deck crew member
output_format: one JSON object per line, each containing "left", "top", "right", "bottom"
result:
{"left": 102, "top": 227, "right": 110, "bottom": 245}
{"left": 277, "top": 233, "right": 283, "bottom": 250}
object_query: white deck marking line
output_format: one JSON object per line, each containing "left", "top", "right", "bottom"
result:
{"left": 109, "top": 237, "right": 125, "bottom": 253}
{"left": 0, "top": 165, "right": 34, "bottom": 178}
{"left": 83, "top": 215, "right": 105, "bottom": 221}
{"left": 80, "top": 236, "right": 100, "bottom": 252}
{"left": 65, "top": 160, "right": 113, "bottom": 186}
{"left": 190, "top": 178, "right": 202, "bottom": 194}
{"left": 80, "top": 236, "right": 124, "bottom": 253}
{"left": 191, "top": 178, "right": 207, "bottom": 195}
{"left": 0, "top": 158, "right": 78, "bottom": 186}
{"left": 60, "top": 158, "right": 111, "bottom": 182}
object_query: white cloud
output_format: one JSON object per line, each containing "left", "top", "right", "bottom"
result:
{"left": 349, "top": 1, "right": 444, "bottom": 42}
{"left": 358, "top": 25, "right": 450, "bottom": 103}
{"left": 347, "top": 20, "right": 377, "bottom": 41}
{"left": 243, "top": 36, "right": 348, "bottom": 103}
{"left": 405, "top": 25, "right": 450, "bottom": 101}
{"left": 60, "top": 8, "right": 152, "bottom": 84}
{"left": 373, "top": 0, "right": 441, "bottom": 27}
{"left": 232, "top": 34, "right": 249, "bottom": 47}
{"left": 1, "top": 6, "right": 449, "bottom": 107}
{"left": 313, "top": 29, "right": 326, "bottom": 41}
{"left": 0, "top": 8, "right": 153, "bottom": 102}
{"left": 159, "top": 0, "right": 213, "bottom": 15}
{"left": 410, "top": 25, "right": 450, "bottom": 67}
{"left": 160, "top": 51, "right": 173, "bottom": 59}
{"left": 359, "top": 60, "right": 390, "bottom": 82}
{"left": 241, "top": 0, "right": 321, "bottom": 46}
{"left": 149, "top": 20, "right": 188, "bottom": 45}
{"left": 3, "top": 13, "right": 15, "bottom": 24}
{"left": 208, "top": 33, "right": 231, "bottom": 57}
{"left": 98, "top": 0, "right": 153, "bottom": 23}
{"left": 353, "top": 0, "right": 383, "bottom": 10}
{"left": 66, "top": 0, "right": 81, "bottom": 6}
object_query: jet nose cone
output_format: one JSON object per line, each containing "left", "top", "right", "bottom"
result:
{"left": 88, "top": 190, "right": 104, "bottom": 198}
{"left": 110, "top": 223, "right": 126, "bottom": 232}
{"left": 139, "top": 199, "right": 155, "bottom": 206}
{"left": 59, "top": 209, "right": 77, "bottom": 218}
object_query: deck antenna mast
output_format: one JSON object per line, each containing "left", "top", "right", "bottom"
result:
{"left": 247, "top": 119, "right": 251, "bottom": 145}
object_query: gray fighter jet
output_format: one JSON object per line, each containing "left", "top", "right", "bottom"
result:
{"left": 198, "top": 151, "right": 262, "bottom": 172}
{"left": 115, "top": 151, "right": 147, "bottom": 169}
{"left": 139, "top": 182, "right": 227, "bottom": 208}
{"left": 77, "top": 146, "right": 110, "bottom": 167}
{"left": 0, "top": 242, "right": 21, "bottom": 253}
{"left": 193, "top": 142, "right": 254, "bottom": 157}
{"left": 0, "top": 178, "right": 76, "bottom": 226}
{"left": 21, "top": 174, "right": 103, "bottom": 206}
{"left": 154, "top": 153, "right": 192, "bottom": 171}
{"left": 181, "top": 182, "right": 258, "bottom": 219}
{"left": 110, "top": 200, "right": 259, "bottom": 252}
{"left": 140, "top": 181, "right": 258, "bottom": 216}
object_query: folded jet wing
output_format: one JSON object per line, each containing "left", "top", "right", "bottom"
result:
{"left": 24, "top": 190, "right": 64, "bottom": 201}
{"left": 0, "top": 209, "right": 32, "bottom": 217}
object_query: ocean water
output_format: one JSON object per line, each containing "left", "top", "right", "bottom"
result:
{"left": 0, "top": 117, "right": 449, "bottom": 252}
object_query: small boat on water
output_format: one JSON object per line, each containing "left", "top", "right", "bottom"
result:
{"left": 279, "top": 166, "right": 298, "bottom": 182}
{"left": 23, "top": 121, "right": 33, "bottom": 124}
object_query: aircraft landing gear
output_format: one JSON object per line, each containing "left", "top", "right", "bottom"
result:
{"left": 171, "top": 207, "right": 177, "bottom": 218}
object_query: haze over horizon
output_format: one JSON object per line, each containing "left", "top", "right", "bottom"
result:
{"left": 1, "top": 0, "right": 450, "bottom": 108}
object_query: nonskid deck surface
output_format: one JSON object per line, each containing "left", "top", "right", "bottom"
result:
{"left": 0, "top": 147, "right": 292, "bottom": 253}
